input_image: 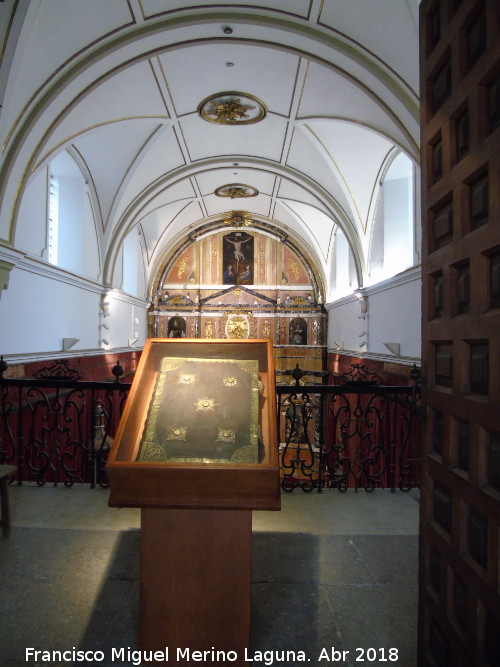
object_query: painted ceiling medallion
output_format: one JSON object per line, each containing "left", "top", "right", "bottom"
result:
{"left": 198, "top": 92, "right": 266, "bottom": 125}
{"left": 215, "top": 183, "right": 259, "bottom": 199}
{"left": 222, "top": 210, "right": 253, "bottom": 228}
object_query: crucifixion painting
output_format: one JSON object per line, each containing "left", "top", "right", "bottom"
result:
{"left": 223, "top": 233, "right": 254, "bottom": 285}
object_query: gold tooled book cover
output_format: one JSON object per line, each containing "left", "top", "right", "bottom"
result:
{"left": 137, "top": 357, "right": 261, "bottom": 463}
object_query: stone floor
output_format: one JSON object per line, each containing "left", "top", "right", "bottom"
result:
{"left": 0, "top": 486, "right": 420, "bottom": 667}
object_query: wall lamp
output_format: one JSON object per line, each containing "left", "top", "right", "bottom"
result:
{"left": 383, "top": 342, "right": 400, "bottom": 357}
{"left": 62, "top": 338, "right": 79, "bottom": 351}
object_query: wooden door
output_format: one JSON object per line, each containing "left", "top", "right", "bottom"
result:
{"left": 419, "top": 1, "right": 500, "bottom": 664}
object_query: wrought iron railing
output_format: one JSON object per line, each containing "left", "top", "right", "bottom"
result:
{"left": 1, "top": 355, "right": 421, "bottom": 493}
{"left": 0, "top": 358, "right": 131, "bottom": 487}
{"left": 277, "top": 363, "right": 422, "bottom": 492}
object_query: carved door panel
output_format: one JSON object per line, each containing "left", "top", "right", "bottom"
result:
{"left": 419, "top": 1, "right": 500, "bottom": 665}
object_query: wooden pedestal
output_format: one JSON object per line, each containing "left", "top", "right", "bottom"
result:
{"left": 107, "top": 340, "right": 281, "bottom": 663}
{"left": 140, "top": 508, "right": 252, "bottom": 666}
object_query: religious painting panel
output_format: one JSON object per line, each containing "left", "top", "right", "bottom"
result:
{"left": 223, "top": 232, "right": 254, "bottom": 285}
{"left": 222, "top": 311, "right": 255, "bottom": 339}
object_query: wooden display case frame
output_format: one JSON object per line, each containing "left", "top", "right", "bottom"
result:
{"left": 107, "top": 338, "right": 280, "bottom": 511}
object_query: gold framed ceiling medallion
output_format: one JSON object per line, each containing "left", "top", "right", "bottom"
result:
{"left": 198, "top": 92, "right": 266, "bottom": 125}
{"left": 215, "top": 183, "right": 259, "bottom": 199}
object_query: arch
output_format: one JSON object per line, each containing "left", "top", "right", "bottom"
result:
{"left": 1, "top": 10, "right": 418, "bottom": 247}
{"left": 367, "top": 150, "right": 416, "bottom": 282}
{"left": 103, "top": 158, "right": 365, "bottom": 292}
{"left": 151, "top": 219, "right": 327, "bottom": 306}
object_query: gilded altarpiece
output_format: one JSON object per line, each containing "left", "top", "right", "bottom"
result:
{"left": 149, "top": 225, "right": 327, "bottom": 486}
{"left": 149, "top": 225, "right": 327, "bottom": 377}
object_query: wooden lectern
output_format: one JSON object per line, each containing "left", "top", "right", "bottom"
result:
{"left": 107, "top": 339, "right": 280, "bottom": 665}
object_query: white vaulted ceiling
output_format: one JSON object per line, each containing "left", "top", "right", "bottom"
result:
{"left": 0, "top": 0, "right": 420, "bottom": 299}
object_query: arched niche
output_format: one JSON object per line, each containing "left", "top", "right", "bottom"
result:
{"left": 289, "top": 318, "right": 308, "bottom": 345}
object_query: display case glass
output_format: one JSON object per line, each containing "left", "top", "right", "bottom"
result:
{"left": 107, "top": 339, "right": 280, "bottom": 510}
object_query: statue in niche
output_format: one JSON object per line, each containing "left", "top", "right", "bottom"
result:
{"left": 289, "top": 317, "right": 307, "bottom": 345}
{"left": 167, "top": 316, "right": 186, "bottom": 338}
{"left": 223, "top": 233, "right": 254, "bottom": 285}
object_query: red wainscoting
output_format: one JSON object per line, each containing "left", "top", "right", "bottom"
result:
{"left": 4, "top": 350, "right": 142, "bottom": 381}
{"left": 327, "top": 352, "right": 417, "bottom": 387}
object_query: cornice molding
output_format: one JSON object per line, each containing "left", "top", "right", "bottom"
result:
{"left": 362, "top": 266, "right": 421, "bottom": 295}
{"left": 0, "top": 244, "right": 148, "bottom": 306}
{"left": 325, "top": 266, "right": 421, "bottom": 310}
{"left": 327, "top": 349, "right": 420, "bottom": 366}
{"left": 1, "top": 345, "right": 144, "bottom": 367}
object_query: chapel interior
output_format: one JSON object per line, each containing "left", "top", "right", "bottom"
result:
{"left": 0, "top": 1, "right": 499, "bottom": 666}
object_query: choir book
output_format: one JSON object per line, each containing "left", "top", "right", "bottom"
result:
{"left": 136, "top": 357, "right": 261, "bottom": 463}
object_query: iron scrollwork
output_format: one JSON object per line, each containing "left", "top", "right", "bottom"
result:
{"left": 280, "top": 390, "right": 318, "bottom": 492}
{"left": 0, "top": 359, "right": 131, "bottom": 487}
{"left": 277, "top": 363, "right": 421, "bottom": 492}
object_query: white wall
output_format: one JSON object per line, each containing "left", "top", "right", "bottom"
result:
{"left": 122, "top": 227, "right": 146, "bottom": 298}
{"left": 0, "top": 255, "right": 149, "bottom": 358}
{"left": 51, "top": 151, "right": 101, "bottom": 281}
{"left": 329, "top": 229, "right": 359, "bottom": 300}
{"left": 367, "top": 152, "right": 415, "bottom": 285}
{"left": 14, "top": 167, "right": 49, "bottom": 257}
{"left": 367, "top": 269, "right": 421, "bottom": 359}
{"left": 327, "top": 267, "right": 421, "bottom": 362}
{"left": 83, "top": 187, "right": 101, "bottom": 281}
{"left": 327, "top": 295, "right": 366, "bottom": 354}
{"left": 100, "top": 289, "right": 149, "bottom": 351}
{"left": 0, "top": 264, "right": 101, "bottom": 355}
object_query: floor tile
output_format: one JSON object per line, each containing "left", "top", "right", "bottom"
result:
{"left": 1, "top": 486, "right": 419, "bottom": 667}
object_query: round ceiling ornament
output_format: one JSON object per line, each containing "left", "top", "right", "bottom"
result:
{"left": 198, "top": 92, "right": 266, "bottom": 125}
{"left": 215, "top": 183, "right": 259, "bottom": 199}
{"left": 221, "top": 210, "right": 253, "bottom": 227}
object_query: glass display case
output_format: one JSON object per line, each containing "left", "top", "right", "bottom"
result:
{"left": 107, "top": 338, "right": 280, "bottom": 510}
